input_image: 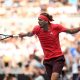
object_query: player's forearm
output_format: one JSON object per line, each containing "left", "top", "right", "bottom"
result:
{"left": 66, "top": 27, "right": 80, "bottom": 34}
{"left": 24, "top": 32, "right": 33, "bottom": 37}
{"left": 19, "top": 32, "right": 33, "bottom": 37}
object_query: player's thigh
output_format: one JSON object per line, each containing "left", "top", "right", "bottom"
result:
{"left": 52, "top": 55, "right": 65, "bottom": 74}
{"left": 43, "top": 61, "right": 52, "bottom": 80}
{"left": 52, "top": 60, "right": 65, "bottom": 80}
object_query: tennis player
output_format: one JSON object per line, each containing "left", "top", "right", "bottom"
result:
{"left": 19, "top": 13, "right": 80, "bottom": 80}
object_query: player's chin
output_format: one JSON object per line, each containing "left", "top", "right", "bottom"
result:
{"left": 39, "top": 24, "right": 44, "bottom": 28}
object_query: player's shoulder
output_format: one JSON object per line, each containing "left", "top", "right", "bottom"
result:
{"left": 34, "top": 25, "right": 40, "bottom": 28}
{"left": 51, "top": 23, "right": 63, "bottom": 28}
{"left": 51, "top": 23, "right": 59, "bottom": 28}
{"left": 33, "top": 25, "right": 40, "bottom": 31}
{"left": 52, "top": 23, "right": 61, "bottom": 26}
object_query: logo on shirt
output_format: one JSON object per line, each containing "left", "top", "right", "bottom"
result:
{"left": 50, "top": 32, "right": 53, "bottom": 35}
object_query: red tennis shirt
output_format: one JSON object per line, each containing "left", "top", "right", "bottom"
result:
{"left": 32, "top": 23, "right": 67, "bottom": 60}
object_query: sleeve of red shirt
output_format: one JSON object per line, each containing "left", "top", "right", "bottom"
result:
{"left": 32, "top": 25, "right": 40, "bottom": 35}
{"left": 57, "top": 24, "right": 67, "bottom": 33}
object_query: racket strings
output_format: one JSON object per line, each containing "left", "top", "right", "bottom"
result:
{"left": 0, "top": 34, "right": 19, "bottom": 40}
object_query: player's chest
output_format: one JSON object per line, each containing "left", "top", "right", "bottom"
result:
{"left": 38, "top": 29, "right": 58, "bottom": 39}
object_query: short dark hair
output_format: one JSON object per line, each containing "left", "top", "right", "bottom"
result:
{"left": 40, "top": 13, "right": 54, "bottom": 21}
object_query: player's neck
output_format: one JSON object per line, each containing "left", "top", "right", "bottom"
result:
{"left": 48, "top": 23, "right": 51, "bottom": 29}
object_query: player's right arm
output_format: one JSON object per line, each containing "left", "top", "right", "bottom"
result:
{"left": 19, "top": 32, "right": 33, "bottom": 38}
{"left": 19, "top": 25, "right": 40, "bottom": 38}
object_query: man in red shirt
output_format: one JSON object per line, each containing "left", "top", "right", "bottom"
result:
{"left": 19, "top": 13, "right": 80, "bottom": 80}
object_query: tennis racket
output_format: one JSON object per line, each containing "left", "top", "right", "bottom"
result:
{"left": 0, "top": 34, "right": 19, "bottom": 40}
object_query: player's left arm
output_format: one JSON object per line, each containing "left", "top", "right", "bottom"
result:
{"left": 65, "top": 27, "right": 80, "bottom": 34}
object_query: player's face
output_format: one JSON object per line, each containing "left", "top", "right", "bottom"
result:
{"left": 38, "top": 18, "right": 48, "bottom": 31}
